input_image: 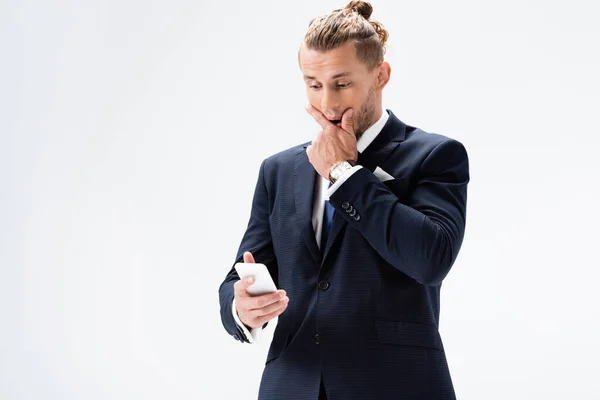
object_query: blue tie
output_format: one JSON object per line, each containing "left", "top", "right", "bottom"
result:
{"left": 321, "top": 182, "right": 334, "bottom": 253}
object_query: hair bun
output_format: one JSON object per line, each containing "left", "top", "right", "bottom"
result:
{"left": 344, "top": 0, "right": 373, "bottom": 20}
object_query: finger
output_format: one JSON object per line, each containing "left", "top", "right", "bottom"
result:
{"left": 341, "top": 108, "right": 354, "bottom": 135}
{"left": 234, "top": 276, "right": 255, "bottom": 297}
{"left": 306, "top": 104, "right": 335, "bottom": 130}
{"left": 250, "top": 290, "right": 287, "bottom": 310}
{"left": 252, "top": 296, "right": 289, "bottom": 317}
{"left": 243, "top": 251, "right": 255, "bottom": 264}
{"left": 254, "top": 301, "right": 289, "bottom": 326}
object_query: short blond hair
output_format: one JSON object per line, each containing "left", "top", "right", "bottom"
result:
{"left": 301, "top": 0, "right": 389, "bottom": 70}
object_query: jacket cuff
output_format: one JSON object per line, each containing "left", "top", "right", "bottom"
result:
{"left": 231, "top": 298, "right": 261, "bottom": 343}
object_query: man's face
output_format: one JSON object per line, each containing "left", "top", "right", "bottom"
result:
{"left": 299, "top": 40, "right": 383, "bottom": 139}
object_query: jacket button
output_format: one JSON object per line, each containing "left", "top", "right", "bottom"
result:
{"left": 341, "top": 201, "right": 350, "bottom": 210}
{"left": 349, "top": 209, "right": 357, "bottom": 217}
{"left": 346, "top": 205, "right": 354, "bottom": 213}
{"left": 314, "top": 333, "right": 320, "bottom": 344}
{"left": 354, "top": 214, "right": 361, "bottom": 221}
{"left": 318, "top": 280, "right": 330, "bottom": 290}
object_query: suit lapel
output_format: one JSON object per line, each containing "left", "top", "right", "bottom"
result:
{"left": 358, "top": 109, "right": 407, "bottom": 171}
{"left": 321, "top": 210, "right": 346, "bottom": 266}
{"left": 294, "top": 148, "right": 321, "bottom": 265}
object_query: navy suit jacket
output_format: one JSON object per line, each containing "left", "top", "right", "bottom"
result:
{"left": 219, "top": 110, "right": 469, "bottom": 400}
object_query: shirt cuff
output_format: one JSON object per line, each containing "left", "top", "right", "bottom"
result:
{"left": 324, "top": 165, "right": 363, "bottom": 200}
{"left": 231, "top": 298, "right": 261, "bottom": 343}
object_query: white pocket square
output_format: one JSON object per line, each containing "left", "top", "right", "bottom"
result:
{"left": 374, "top": 167, "right": 394, "bottom": 182}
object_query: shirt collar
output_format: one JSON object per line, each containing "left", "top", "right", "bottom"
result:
{"left": 356, "top": 109, "right": 389, "bottom": 153}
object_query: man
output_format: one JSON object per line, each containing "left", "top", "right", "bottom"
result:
{"left": 218, "top": 1, "right": 469, "bottom": 399}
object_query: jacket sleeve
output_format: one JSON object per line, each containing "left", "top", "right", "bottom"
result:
{"left": 328, "top": 138, "right": 469, "bottom": 286}
{"left": 218, "top": 158, "right": 278, "bottom": 342}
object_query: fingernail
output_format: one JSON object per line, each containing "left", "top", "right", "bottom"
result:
{"left": 247, "top": 277, "right": 254, "bottom": 283}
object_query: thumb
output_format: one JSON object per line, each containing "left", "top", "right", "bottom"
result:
{"left": 341, "top": 108, "right": 354, "bottom": 135}
{"left": 243, "top": 251, "right": 255, "bottom": 264}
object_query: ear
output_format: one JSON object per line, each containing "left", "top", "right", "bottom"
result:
{"left": 376, "top": 62, "right": 391, "bottom": 89}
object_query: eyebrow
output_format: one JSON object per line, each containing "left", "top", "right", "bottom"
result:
{"left": 303, "top": 72, "right": 352, "bottom": 80}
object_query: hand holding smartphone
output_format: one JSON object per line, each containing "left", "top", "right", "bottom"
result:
{"left": 233, "top": 252, "right": 288, "bottom": 330}
{"left": 234, "top": 262, "right": 278, "bottom": 296}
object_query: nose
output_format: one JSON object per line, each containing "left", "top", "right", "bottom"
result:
{"left": 320, "top": 88, "right": 341, "bottom": 120}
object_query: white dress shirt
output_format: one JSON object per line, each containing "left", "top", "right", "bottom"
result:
{"left": 232, "top": 109, "right": 390, "bottom": 343}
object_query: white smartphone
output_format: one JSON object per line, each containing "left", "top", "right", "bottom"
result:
{"left": 234, "top": 262, "right": 278, "bottom": 296}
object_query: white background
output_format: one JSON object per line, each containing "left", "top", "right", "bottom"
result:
{"left": 1, "top": 0, "right": 599, "bottom": 399}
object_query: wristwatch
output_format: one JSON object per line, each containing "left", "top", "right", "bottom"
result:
{"left": 328, "top": 160, "right": 357, "bottom": 183}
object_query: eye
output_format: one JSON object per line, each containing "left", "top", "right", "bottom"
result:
{"left": 336, "top": 82, "right": 351, "bottom": 89}
{"left": 309, "top": 85, "right": 321, "bottom": 90}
